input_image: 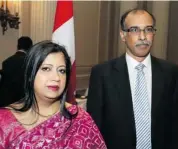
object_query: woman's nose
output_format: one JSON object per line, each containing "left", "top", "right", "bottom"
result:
{"left": 52, "top": 71, "right": 60, "bottom": 81}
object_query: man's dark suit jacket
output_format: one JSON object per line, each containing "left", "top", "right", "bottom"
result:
{"left": 0, "top": 51, "right": 26, "bottom": 107}
{"left": 87, "top": 54, "right": 178, "bottom": 149}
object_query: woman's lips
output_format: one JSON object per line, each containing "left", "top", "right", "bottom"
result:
{"left": 47, "top": 85, "right": 59, "bottom": 91}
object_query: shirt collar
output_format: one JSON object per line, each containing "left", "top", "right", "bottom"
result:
{"left": 141, "top": 53, "right": 151, "bottom": 68}
{"left": 126, "top": 53, "right": 151, "bottom": 69}
{"left": 17, "top": 49, "right": 26, "bottom": 54}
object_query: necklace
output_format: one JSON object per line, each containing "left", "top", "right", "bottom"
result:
{"left": 36, "top": 109, "right": 60, "bottom": 118}
{"left": 15, "top": 106, "right": 60, "bottom": 126}
{"left": 21, "top": 116, "right": 39, "bottom": 126}
{"left": 20, "top": 108, "right": 60, "bottom": 126}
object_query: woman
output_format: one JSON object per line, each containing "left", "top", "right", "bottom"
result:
{"left": 0, "top": 41, "right": 107, "bottom": 149}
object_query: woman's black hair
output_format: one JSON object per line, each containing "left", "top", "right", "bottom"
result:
{"left": 15, "top": 40, "right": 73, "bottom": 119}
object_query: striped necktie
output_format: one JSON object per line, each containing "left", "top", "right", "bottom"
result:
{"left": 134, "top": 63, "right": 151, "bottom": 149}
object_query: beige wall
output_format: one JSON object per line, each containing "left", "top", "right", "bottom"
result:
{"left": 74, "top": 1, "right": 100, "bottom": 90}
{"left": 167, "top": 1, "right": 178, "bottom": 64}
{"left": 20, "top": 1, "right": 31, "bottom": 36}
{"left": 0, "top": 29, "right": 19, "bottom": 69}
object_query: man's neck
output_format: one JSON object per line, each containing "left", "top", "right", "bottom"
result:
{"left": 17, "top": 49, "right": 26, "bottom": 54}
{"left": 126, "top": 52, "right": 149, "bottom": 62}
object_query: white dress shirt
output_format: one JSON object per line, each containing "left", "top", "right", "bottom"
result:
{"left": 126, "top": 53, "right": 152, "bottom": 110}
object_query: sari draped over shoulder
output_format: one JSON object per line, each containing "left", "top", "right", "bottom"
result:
{"left": 0, "top": 105, "right": 107, "bottom": 149}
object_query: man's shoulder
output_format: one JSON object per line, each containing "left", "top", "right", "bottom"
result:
{"left": 3, "top": 52, "right": 25, "bottom": 65}
{"left": 92, "top": 56, "right": 124, "bottom": 71}
{"left": 152, "top": 56, "right": 178, "bottom": 75}
{"left": 152, "top": 56, "right": 178, "bottom": 69}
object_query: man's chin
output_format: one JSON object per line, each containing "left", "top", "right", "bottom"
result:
{"left": 135, "top": 49, "right": 150, "bottom": 57}
{"left": 136, "top": 53, "right": 150, "bottom": 58}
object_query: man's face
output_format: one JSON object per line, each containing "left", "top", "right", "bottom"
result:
{"left": 120, "top": 11, "right": 155, "bottom": 61}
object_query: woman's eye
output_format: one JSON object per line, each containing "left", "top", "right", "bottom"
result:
{"left": 41, "top": 67, "right": 50, "bottom": 71}
{"left": 58, "top": 69, "right": 66, "bottom": 74}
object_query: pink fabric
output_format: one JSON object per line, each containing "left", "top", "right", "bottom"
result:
{"left": 0, "top": 106, "right": 107, "bottom": 149}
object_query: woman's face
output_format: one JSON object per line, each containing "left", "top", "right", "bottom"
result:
{"left": 34, "top": 52, "right": 67, "bottom": 103}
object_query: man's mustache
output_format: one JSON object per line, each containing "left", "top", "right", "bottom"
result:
{"left": 135, "top": 41, "right": 152, "bottom": 46}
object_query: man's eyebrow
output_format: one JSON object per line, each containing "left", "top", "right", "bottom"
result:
{"left": 128, "top": 25, "right": 154, "bottom": 28}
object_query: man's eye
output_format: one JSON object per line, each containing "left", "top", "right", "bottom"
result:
{"left": 130, "top": 27, "right": 139, "bottom": 32}
{"left": 145, "top": 27, "right": 154, "bottom": 33}
{"left": 41, "top": 67, "right": 50, "bottom": 71}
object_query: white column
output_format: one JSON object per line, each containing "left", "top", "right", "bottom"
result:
{"left": 151, "top": 1, "right": 169, "bottom": 59}
{"left": 118, "top": 1, "right": 138, "bottom": 56}
{"left": 30, "top": 1, "right": 56, "bottom": 43}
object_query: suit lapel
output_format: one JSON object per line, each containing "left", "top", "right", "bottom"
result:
{"left": 112, "top": 55, "right": 133, "bottom": 106}
{"left": 112, "top": 54, "right": 136, "bottom": 138}
{"left": 151, "top": 56, "right": 164, "bottom": 116}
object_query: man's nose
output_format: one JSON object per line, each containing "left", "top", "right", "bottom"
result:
{"left": 139, "top": 30, "right": 146, "bottom": 40}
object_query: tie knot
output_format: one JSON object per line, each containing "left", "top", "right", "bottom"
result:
{"left": 135, "top": 63, "right": 145, "bottom": 71}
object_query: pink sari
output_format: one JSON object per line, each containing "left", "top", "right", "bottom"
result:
{"left": 0, "top": 105, "right": 107, "bottom": 149}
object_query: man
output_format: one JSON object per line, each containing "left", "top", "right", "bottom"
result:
{"left": 0, "top": 36, "right": 33, "bottom": 107}
{"left": 87, "top": 8, "right": 178, "bottom": 149}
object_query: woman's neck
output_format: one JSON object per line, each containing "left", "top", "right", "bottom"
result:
{"left": 9, "top": 100, "right": 61, "bottom": 130}
{"left": 35, "top": 100, "right": 60, "bottom": 117}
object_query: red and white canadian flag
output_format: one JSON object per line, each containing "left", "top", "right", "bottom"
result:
{"left": 52, "top": 1, "right": 76, "bottom": 103}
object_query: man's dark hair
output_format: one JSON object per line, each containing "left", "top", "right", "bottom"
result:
{"left": 17, "top": 36, "right": 33, "bottom": 52}
{"left": 120, "top": 8, "right": 156, "bottom": 31}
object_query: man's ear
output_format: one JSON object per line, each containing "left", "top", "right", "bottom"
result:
{"left": 120, "top": 30, "right": 126, "bottom": 42}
